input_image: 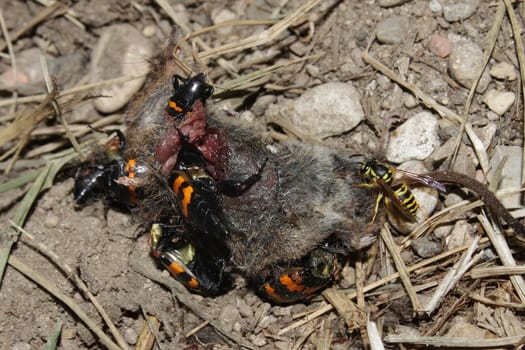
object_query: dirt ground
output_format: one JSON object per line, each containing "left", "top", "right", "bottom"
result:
{"left": 2, "top": 0, "right": 525, "bottom": 349}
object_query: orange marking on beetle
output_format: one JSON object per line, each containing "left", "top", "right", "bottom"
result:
{"left": 279, "top": 274, "right": 305, "bottom": 293}
{"left": 167, "top": 262, "right": 185, "bottom": 275}
{"left": 124, "top": 159, "right": 138, "bottom": 203}
{"left": 168, "top": 101, "right": 183, "bottom": 112}
{"left": 188, "top": 278, "right": 199, "bottom": 289}
{"left": 263, "top": 284, "right": 287, "bottom": 303}
{"left": 172, "top": 175, "right": 186, "bottom": 195}
{"left": 181, "top": 185, "right": 193, "bottom": 218}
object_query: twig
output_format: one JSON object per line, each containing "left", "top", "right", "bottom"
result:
{"left": 384, "top": 334, "right": 525, "bottom": 347}
{"left": 25, "top": 114, "right": 124, "bottom": 158}
{"left": 468, "top": 291, "right": 525, "bottom": 309}
{"left": 197, "top": 0, "right": 322, "bottom": 59}
{"left": 0, "top": 9, "right": 18, "bottom": 116}
{"left": 380, "top": 223, "right": 423, "bottom": 313}
{"left": 449, "top": 1, "right": 504, "bottom": 173}
{"left": 422, "top": 236, "right": 482, "bottom": 315}
{"left": 367, "top": 319, "right": 385, "bottom": 350}
{"left": 478, "top": 214, "right": 525, "bottom": 302}
{"left": 0, "top": 2, "right": 64, "bottom": 53}
{"left": 185, "top": 320, "right": 210, "bottom": 338}
{"left": 470, "top": 265, "right": 525, "bottom": 278}
{"left": 502, "top": 0, "right": 525, "bottom": 184}
{"left": 424, "top": 280, "right": 480, "bottom": 336}
{"left": 40, "top": 53, "right": 85, "bottom": 161}
{"left": 356, "top": 257, "right": 368, "bottom": 347}
{"left": 153, "top": 0, "right": 237, "bottom": 75}
{"left": 0, "top": 72, "right": 148, "bottom": 109}
{"left": 136, "top": 312, "right": 161, "bottom": 350}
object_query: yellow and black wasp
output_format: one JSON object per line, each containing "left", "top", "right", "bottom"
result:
{"left": 357, "top": 159, "right": 446, "bottom": 222}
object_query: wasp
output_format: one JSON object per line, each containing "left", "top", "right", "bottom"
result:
{"left": 357, "top": 159, "right": 445, "bottom": 222}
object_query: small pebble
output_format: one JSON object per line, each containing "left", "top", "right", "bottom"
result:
{"left": 233, "top": 321, "right": 243, "bottom": 332}
{"left": 249, "top": 333, "right": 267, "bottom": 347}
{"left": 142, "top": 25, "right": 156, "bottom": 37}
{"left": 478, "top": 122, "right": 497, "bottom": 149}
{"left": 445, "top": 316, "right": 488, "bottom": 338}
{"left": 429, "top": 0, "right": 443, "bottom": 13}
{"left": 433, "top": 223, "right": 454, "bottom": 239}
{"left": 411, "top": 236, "right": 441, "bottom": 258}
{"left": 489, "top": 145, "right": 522, "bottom": 208}
{"left": 339, "top": 265, "right": 356, "bottom": 289}
{"left": 44, "top": 214, "right": 60, "bottom": 228}
{"left": 124, "top": 327, "right": 138, "bottom": 345}
{"left": 483, "top": 89, "right": 515, "bottom": 115}
{"left": 489, "top": 61, "right": 517, "bottom": 81}
{"left": 403, "top": 93, "right": 418, "bottom": 108}
{"left": 236, "top": 297, "right": 253, "bottom": 318}
{"left": 257, "top": 315, "right": 277, "bottom": 329}
{"left": 90, "top": 24, "right": 153, "bottom": 114}
{"left": 428, "top": 33, "right": 452, "bottom": 58}
{"left": 291, "top": 82, "right": 364, "bottom": 138}
{"left": 218, "top": 304, "right": 240, "bottom": 333}
{"left": 386, "top": 111, "right": 440, "bottom": 163}
{"left": 443, "top": 0, "right": 479, "bottom": 22}
{"left": 376, "top": 16, "right": 410, "bottom": 45}
{"left": 0, "top": 48, "right": 43, "bottom": 95}
{"left": 448, "top": 37, "right": 491, "bottom": 92}
{"left": 486, "top": 110, "right": 500, "bottom": 121}
{"left": 445, "top": 220, "right": 476, "bottom": 250}
{"left": 290, "top": 41, "right": 307, "bottom": 56}
{"left": 376, "top": 74, "right": 391, "bottom": 90}
{"left": 0, "top": 48, "right": 83, "bottom": 95}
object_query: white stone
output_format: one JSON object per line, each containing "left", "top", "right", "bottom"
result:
{"left": 483, "top": 89, "right": 515, "bottom": 115}
{"left": 448, "top": 37, "right": 491, "bottom": 92}
{"left": 91, "top": 24, "right": 153, "bottom": 114}
{"left": 479, "top": 122, "right": 497, "bottom": 150}
{"left": 488, "top": 146, "right": 523, "bottom": 208}
{"left": 443, "top": 0, "right": 479, "bottom": 22}
{"left": 386, "top": 111, "right": 440, "bottom": 163}
{"left": 490, "top": 61, "right": 517, "bottom": 81}
{"left": 291, "top": 82, "right": 364, "bottom": 138}
{"left": 445, "top": 220, "right": 476, "bottom": 250}
{"left": 429, "top": 0, "right": 443, "bottom": 13}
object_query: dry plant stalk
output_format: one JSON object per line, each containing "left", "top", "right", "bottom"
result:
{"left": 423, "top": 236, "right": 482, "bottom": 315}
{"left": 0, "top": 87, "right": 58, "bottom": 172}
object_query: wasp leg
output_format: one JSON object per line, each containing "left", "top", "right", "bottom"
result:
{"left": 371, "top": 192, "right": 384, "bottom": 223}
